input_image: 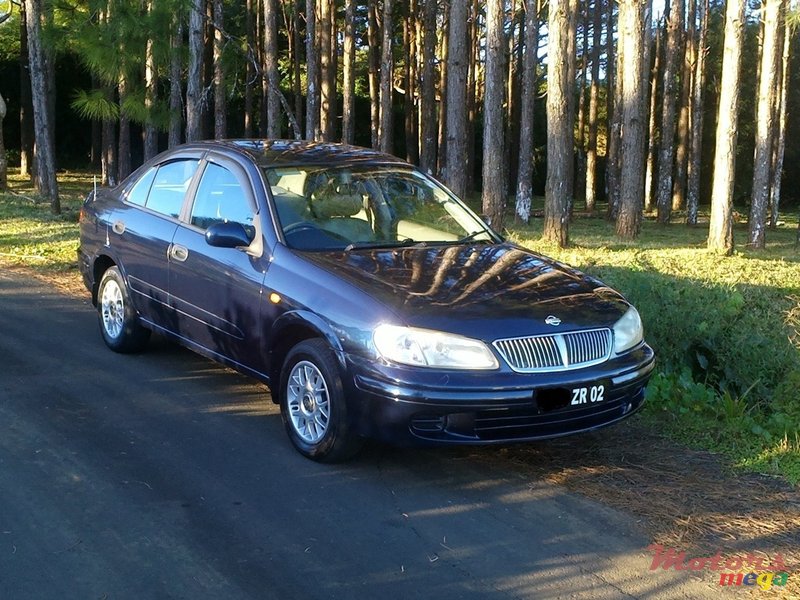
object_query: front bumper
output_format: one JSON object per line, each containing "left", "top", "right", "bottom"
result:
{"left": 345, "top": 343, "right": 655, "bottom": 445}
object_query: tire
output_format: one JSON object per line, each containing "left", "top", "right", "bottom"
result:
{"left": 96, "top": 266, "right": 151, "bottom": 353}
{"left": 279, "top": 339, "right": 363, "bottom": 462}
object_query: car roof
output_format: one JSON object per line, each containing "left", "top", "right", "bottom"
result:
{"left": 178, "top": 139, "right": 411, "bottom": 170}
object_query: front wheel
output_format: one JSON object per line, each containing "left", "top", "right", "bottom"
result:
{"left": 279, "top": 339, "right": 363, "bottom": 462}
{"left": 97, "top": 266, "right": 150, "bottom": 353}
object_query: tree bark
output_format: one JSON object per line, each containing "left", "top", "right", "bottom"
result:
{"left": 768, "top": 5, "right": 790, "bottom": 229}
{"left": 319, "top": 0, "right": 333, "bottom": 140}
{"left": 144, "top": 0, "right": 158, "bottom": 161}
{"left": 186, "top": 0, "right": 205, "bottom": 142}
{"left": 644, "top": 21, "right": 662, "bottom": 213}
{"left": 0, "top": 92, "right": 6, "bottom": 191}
{"left": 244, "top": 0, "right": 255, "bottom": 138}
{"left": 342, "top": 0, "right": 356, "bottom": 144}
{"left": 615, "top": 0, "right": 647, "bottom": 239}
{"left": 605, "top": 1, "right": 621, "bottom": 219}
{"left": 574, "top": 0, "right": 588, "bottom": 206}
{"left": 292, "top": 3, "right": 304, "bottom": 136}
{"left": 24, "top": 0, "right": 59, "bottom": 211}
{"left": 544, "top": 0, "right": 574, "bottom": 247}
{"left": 19, "top": 1, "right": 34, "bottom": 178}
{"left": 748, "top": 0, "right": 784, "bottom": 248}
{"left": 213, "top": 0, "right": 227, "bottom": 139}
{"left": 672, "top": 0, "right": 694, "bottom": 212}
{"left": 418, "top": 0, "right": 437, "bottom": 173}
{"left": 515, "top": 0, "right": 540, "bottom": 222}
{"left": 564, "top": 0, "right": 578, "bottom": 207}
{"left": 437, "top": 3, "right": 449, "bottom": 177}
{"left": 707, "top": 0, "right": 745, "bottom": 254}
{"left": 379, "top": 0, "right": 394, "bottom": 154}
{"left": 404, "top": 0, "right": 419, "bottom": 164}
{"left": 482, "top": 0, "right": 507, "bottom": 229}
{"left": 305, "top": 0, "right": 320, "bottom": 140}
{"left": 118, "top": 71, "right": 132, "bottom": 181}
{"left": 443, "top": 0, "right": 469, "bottom": 198}
{"left": 169, "top": 16, "right": 183, "bottom": 148}
{"left": 367, "top": 0, "right": 380, "bottom": 148}
{"left": 264, "top": 0, "right": 281, "bottom": 138}
{"left": 655, "top": 0, "right": 684, "bottom": 224}
{"left": 686, "top": 0, "right": 708, "bottom": 226}
{"left": 584, "top": 0, "right": 602, "bottom": 212}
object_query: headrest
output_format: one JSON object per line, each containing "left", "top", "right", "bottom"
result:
{"left": 311, "top": 193, "right": 363, "bottom": 219}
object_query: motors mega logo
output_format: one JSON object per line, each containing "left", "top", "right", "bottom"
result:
{"left": 647, "top": 544, "right": 792, "bottom": 591}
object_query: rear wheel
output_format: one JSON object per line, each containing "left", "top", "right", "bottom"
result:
{"left": 97, "top": 266, "right": 150, "bottom": 353}
{"left": 280, "top": 339, "right": 363, "bottom": 462}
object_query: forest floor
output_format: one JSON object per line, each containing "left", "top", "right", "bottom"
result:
{"left": 2, "top": 170, "right": 799, "bottom": 595}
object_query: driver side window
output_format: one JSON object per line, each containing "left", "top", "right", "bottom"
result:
{"left": 190, "top": 163, "right": 255, "bottom": 234}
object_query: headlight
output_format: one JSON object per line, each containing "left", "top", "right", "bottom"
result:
{"left": 373, "top": 324, "right": 499, "bottom": 369}
{"left": 613, "top": 306, "right": 644, "bottom": 354}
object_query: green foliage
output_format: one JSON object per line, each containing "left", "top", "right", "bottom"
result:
{"left": 0, "top": 11, "right": 19, "bottom": 62}
{"left": 71, "top": 88, "right": 119, "bottom": 121}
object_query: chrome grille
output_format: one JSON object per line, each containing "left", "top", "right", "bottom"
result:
{"left": 493, "top": 328, "right": 613, "bottom": 373}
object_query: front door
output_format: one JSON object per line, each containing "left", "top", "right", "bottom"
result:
{"left": 168, "top": 158, "right": 270, "bottom": 372}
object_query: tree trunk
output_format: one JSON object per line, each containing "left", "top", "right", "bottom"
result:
{"left": 419, "top": 0, "right": 437, "bottom": 173}
{"left": 0, "top": 92, "right": 6, "bottom": 191}
{"left": 244, "top": 0, "right": 255, "bottom": 138}
{"left": 615, "top": 0, "right": 647, "bottom": 239}
{"left": 605, "top": 1, "right": 621, "bottom": 219}
{"left": 707, "top": 0, "right": 745, "bottom": 254}
{"left": 342, "top": 0, "right": 356, "bottom": 144}
{"left": 305, "top": 0, "right": 320, "bottom": 140}
{"left": 264, "top": 0, "right": 281, "bottom": 138}
{"left": 443, "top": 0, "right": 469, "bottom": 198}
{"left": 292, "top": 3, "right": 304, "bottom": 136}
{"left": 319, "top": 0, "right": 333, "bottom": 140}
{"left": 544, "top": 0, "right": 574, "bottom": 247}
{"left": 644, "top": 21, "right": 662, "bottom": 213}
{"left": 482, "top": 0, "right": 507, "bottom": 229}
{"left": 584, "top": 0, "right": 601, "bottom": 212}
{"left": 379, "top": 0, "right": 394, "bottom": 154}
{"left": 671, "top": 0, "right": 694, "bottom": 212}
{"left": 574, "top": 0, "right": 588, "bottom": 206}
{"left": 465, "top": 0, "right": 479, "bottom": 193}
{"left": 748, "top": 0, "right": 784, "bottom": 248}
{"left": 24, "top": 0, "right": 59, "bottom": 210}
{"left": 686, "top": 0, "right": 708, "bottom": 226}
{"left": 404, "top": 0, "right": 419, "bottom": 164}
{"left": 144, "top": 0, "right": 158, "bottom": 161}
{"left": 118, "top": 71, "right": 132, "bottom": 181}
{"left": 186, "top": 0, "right": 205, "bottom": 142}
{"left": 564, "top": 0, "right": 578, "bottom": 207}
{"left": 768, "top": 5, "right": 790, "bottom": 229}
{"left": 212, "top": 0, "right": 227, "bottom": 139}
{"left": 367, "top": 0, "right": 380, "bottom": 148}
{"left": 169, "top": 16, "right": 183, "bottom": 148}
{"left": 19, "top": 2, "right": 34, "bottom": 178}
{"left": 515, "top": 0, "right": 540, "bottom": 222}
{"left": 655, "top": 0, "right": 683, "bottom": 224}
{"left": 437, "top": 3, "right": 449, "bottom": 177}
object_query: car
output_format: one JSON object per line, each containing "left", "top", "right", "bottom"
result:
{"left": 78, "top": 140, "right": 655, "bottom": 461}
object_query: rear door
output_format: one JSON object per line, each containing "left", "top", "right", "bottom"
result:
{"left": 109, "top": 157, "right": 201, "bottom": 326}
{"left": 168, "top": 156, "right": 271, "bottom": 372}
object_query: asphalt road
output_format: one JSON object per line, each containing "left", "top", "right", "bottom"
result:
{"left": 0, "top": 268, "right": 727, "bottom": 599}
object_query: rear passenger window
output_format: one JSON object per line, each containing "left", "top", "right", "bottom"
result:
{"left": 190, "top": 163, "right": 254, "bottom": 233}
{"left": 126, "top": 167, "right": 156, "bottom": 206}
{"left": 145, "top": 160, "right": 199, "bottom": 218}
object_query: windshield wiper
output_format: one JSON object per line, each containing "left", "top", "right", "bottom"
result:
{"left": 457, "top": 230, "right": 492, "bottom": 244}
{"left": 344, "top": 239, "right": 426, "bottom": 251}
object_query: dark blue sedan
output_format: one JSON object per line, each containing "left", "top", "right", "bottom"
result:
{"left": 78, "top": 140, "right": 655, "bottom": 461}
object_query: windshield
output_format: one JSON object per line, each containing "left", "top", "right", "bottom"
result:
{"left": 263, "top": 165, "right": 496, "bottom": 251}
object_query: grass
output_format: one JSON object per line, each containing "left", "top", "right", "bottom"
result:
{"left": 3, "top": 169, "right": 800, "bottom": 484}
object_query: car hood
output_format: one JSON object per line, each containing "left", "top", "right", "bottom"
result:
{"left": 298, "top": 243, "right": 630, "bottom": 342}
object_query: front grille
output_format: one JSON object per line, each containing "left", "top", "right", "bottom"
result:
{"left": 493, "top": 328, "right": 613, "bottom": 373}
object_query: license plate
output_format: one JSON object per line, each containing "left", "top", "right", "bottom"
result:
{"left": 570, "top": 384, "right": 606, "bottom": 406}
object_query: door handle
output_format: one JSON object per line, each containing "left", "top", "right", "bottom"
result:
{"left": 169, "top": 244, "right": 189, "bottom": 262}
{"left": 112, "top": 221, "right": 125, "bottom": 235}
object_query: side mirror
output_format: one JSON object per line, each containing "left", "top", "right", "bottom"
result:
{"left": 205, "top": 221, "right": 255, "bottom": 249}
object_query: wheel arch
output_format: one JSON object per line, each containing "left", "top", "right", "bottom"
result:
{"left": 91, "top": 254, "right": 117, "bottom": 306}
{"left": 267, "top": 310, "right": 346, "bottom": 402}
